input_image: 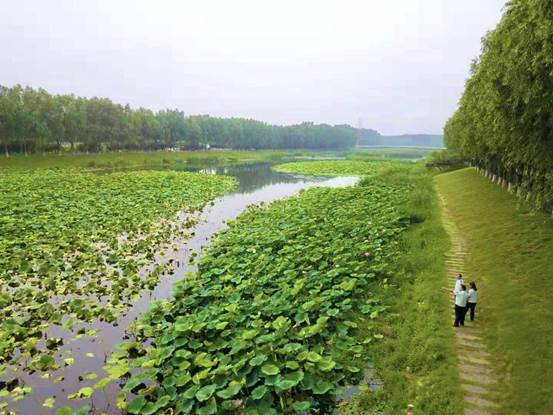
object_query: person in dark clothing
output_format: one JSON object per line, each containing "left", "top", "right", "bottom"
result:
{"left": 467, "top": 281, "right": 478, "bottom": 321}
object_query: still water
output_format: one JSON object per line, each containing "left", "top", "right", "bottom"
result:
{"left": 1, "top": 163, "right": 357, "bottom": 415}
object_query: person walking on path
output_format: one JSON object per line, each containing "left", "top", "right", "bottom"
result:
{"left": 454, "top": 273, "right": 464, "bottom": 294}
{"left": 467, "top": 281, "right": 478, "bottom": 321}
{"left": 453, "top": 284, "right": 469, "bottom": 327}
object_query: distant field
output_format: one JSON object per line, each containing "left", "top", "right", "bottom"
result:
{"left": 352, "top": 147, "right": 437, "bottom": 160}
{"left": 0, "top": 149, "right": 347, "bottom": 171}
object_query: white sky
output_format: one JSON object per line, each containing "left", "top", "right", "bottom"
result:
{"left": 0, "top": 0, "right": 506, "bottom": 134}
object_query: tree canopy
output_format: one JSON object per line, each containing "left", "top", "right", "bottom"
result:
{"left": 0, "top": 85, "right": 357, "bottom": 154}
{"left": 444, "top": 0, "right": 553, "bottom": 210}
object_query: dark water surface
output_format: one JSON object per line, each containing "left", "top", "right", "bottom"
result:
{"left": 1, "top": 163, "right": 357, "bottom": 415}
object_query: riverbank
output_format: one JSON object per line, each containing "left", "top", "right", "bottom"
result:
{"left": 435, "top": 168, "right": 553, "bottom": 414}
{"left": 337, "top": 163, "right": 461, "bottom": 415}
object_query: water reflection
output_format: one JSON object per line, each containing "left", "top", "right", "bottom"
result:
{"left": 177, "top": 162, "right": 312, "bottom": 193}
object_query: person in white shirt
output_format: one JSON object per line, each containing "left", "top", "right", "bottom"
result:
{"left": 454, "top": 273, "right": 464, "bottom": 294}
{"left": 467, "top": 281, "right": 478, "bottom": 321}
{"left": 453, "top": 284, "right": 469, "bottom": 327}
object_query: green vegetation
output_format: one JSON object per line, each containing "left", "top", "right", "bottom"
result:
{"left": 274, "top": 160, "right": 403, "bottom": 176}
{"left": 436, "top": 168, "right": 553, "bottom": 414}
{"left": 444, "top": 0, "right": 553, "bottom": 211}
{"left": 103, "top": 160, "right": 459, "bottom": 414}
{"left": 350, "top": 147, "right": 434, "bottom": 161}
{"left": 0, "top": 170, "right": 236, "bottom": 366}
{"left": 112, "top": 161, "right": 412, "bottom": 414}
{"left": 424, "top": 149, "right": 465, "bottom": 170}
{"left": 0, "top": 149, "right": 341, "bottom": 171}
{"left": 0, "top": 85, "right": 356, "bottom": 154}
{"left": 277, "top": 160, "right": 460, "bottom": 414}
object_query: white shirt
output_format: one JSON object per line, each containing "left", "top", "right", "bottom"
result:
{"left": 455, "top": 291, "right": 469, "bottom": 307}
{"left": 468, "top": 288, "right": 477, "bottom": 303}
{"left": 454, "top": 278, "right": 464, "bottom": 294}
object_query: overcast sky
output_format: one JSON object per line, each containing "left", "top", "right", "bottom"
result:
{"left": 0, "top": 0, "right": 506, "bottom": 135}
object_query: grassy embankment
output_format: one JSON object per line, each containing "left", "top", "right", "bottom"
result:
{"left": 275, "top": 160, "right": 461, "bottom": 414}
{"left": 435, "top": 168, "right": 553, "bottom": 415}
{"left": 0, "top": 149, "right": 346, "bottom": 171}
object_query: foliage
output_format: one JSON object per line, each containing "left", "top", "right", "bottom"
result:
{"left": 279, "top": 161, "right": 462, "bottom": 414}
{"left": 424, "top": 149, "right": 464, "bottom": 170}
{"left": 444, "top": 0, "right": 553, "bottom": 210}
{"left": 0, "top": 170, "right": 236, "bottom": 365}
{"left": 436, "top": 168, "right": 553, "bottom": 414}
{"left": 344, "top": 166, "right": 461, "bottom": 414}
{"left": 273, "top": 160, "right": 410, "bottom": 177}
{"left": 349, "top": 148, "right": 434, "bottom": 161}
{"left": 119, "top": 167, "right": 413, "bottom": 414}
{"left": 0, "top": 85, "right": 357, "bottom": 154}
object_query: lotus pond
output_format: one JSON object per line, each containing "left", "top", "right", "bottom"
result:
{"left": 108, "top": 162, "right": 417, "bottom": 415}
{"left": 0, "top": 162, "right": 364, "bottom": 414}
{"left": 1, "top": 158, "right": 426, "bottom": 415}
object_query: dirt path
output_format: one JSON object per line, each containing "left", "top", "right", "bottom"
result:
{"left": 439, "top": 195, "right": 501, "bottom": 415}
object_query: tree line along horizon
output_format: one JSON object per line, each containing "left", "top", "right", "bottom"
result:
{"left": 0, "top": 84, "right": 365, "bottom": 155}
{"left": 0, "top": 84, "right": 445, "bottom": 156}
{"left": 444, "top": 0, "right": 553, "bottom": 211}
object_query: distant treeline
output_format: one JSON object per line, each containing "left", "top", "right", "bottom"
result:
{"left": 444, "top": 0, "right": 553, "bottom": 210}
{"left": 0, "top": 85, "right": 357, "bottom": 155}
{"left": 357, "top": 129, "right": 443, "bottom": 147}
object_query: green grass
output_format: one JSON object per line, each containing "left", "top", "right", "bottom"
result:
{"left": 343, "top": 165, "right": 461, "bottom": 415}
{"left": 0, "top": 149, "right": 346, "bottom": 171}
{"left": 435, "top": 168, "right": 553, "bottom": 415}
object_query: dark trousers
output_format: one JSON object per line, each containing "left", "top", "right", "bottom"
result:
{"left": 467, "top": 302, "right": 476, "bottom": 321}
{"left": 454, "top": 305, "right": 467, "bottom": 326}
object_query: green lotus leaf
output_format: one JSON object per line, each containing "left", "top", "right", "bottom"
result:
{"left": 216, "top": 380, "right": 242, "bottom": 399}
{"left": 317, "top": 358, "right": 336, "bottom": 372}
{"left": 127, "top": 396, "right": 146, "bottom": 414}
{"left": 261, "top": 364, "right": 280, "bottom": 376}
{"left": 197, "top": 399, "right": 217, "bottom": 415}
{"left": 249, "top": 353, "right": 268, "bottom": 367}
{"left": 285, "top": 360, "right": 299, "bottom": 369}
{"left": 195, "top": 384, "right": 217, "bottom": 402}
{"left": 251, "top": 385, "right": 268, "bottom": 400}
{"left": 305, "top": 351, "right": 322, "bottom": 363}
{"left": 55, "top": 407, "right": 73, "bottom": 415}
{"left": 194, "top": 352, "right": 217, "bottom": 368}
{"left": 292, "top": 400, "right": 312, "bottom": 411}
{"left": 311, "top": 379, "right": 334, "bottom": 395}
{"left": 182, "top": 384, "right": 200, "bottom": 399}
